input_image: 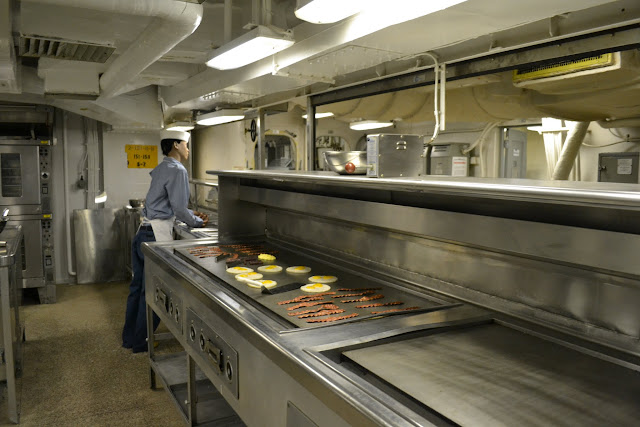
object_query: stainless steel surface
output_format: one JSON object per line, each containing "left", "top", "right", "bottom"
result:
{"left": 0, "top": 225, "right": 24, "bottom": 423}
{"left": 144, "top": 170, "right": 640, "bottom": 426}
{"left": 323, "top": 151, "right": 368, "bottom": 175}
{"left": 598, "top": 152, "right": 640, "bottom": 183}
{"left": 208, "top": 170, "right": 640, "bottom": 209}
{"left": 366, "top": 134, "right": 424, "bottom": 178}
{"left": 73, "top": 209, "right": 126, "bottom": 285}
{"left": 343, "top": 322, "right": 640, "bottom": 426}
{"left": 189, "top": 179, "right": 219, "bottom": 213}
{"left": 0, "top": 139, "right": 55, "bottom": 301}
{"left": 172, "top": 240, "right": 441, "bottom": 329}
{"left": 240, "top": 186, "right": 640, "bottom": 277}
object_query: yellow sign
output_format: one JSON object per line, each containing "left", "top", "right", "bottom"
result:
{"left": 43, "top": 214, "right": 52, "bottom": 219}
{"left": 125, "top": 145, "right": 158, "bottom": 169}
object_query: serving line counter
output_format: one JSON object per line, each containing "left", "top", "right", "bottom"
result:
{"left": 143, "top": 170, "right": 640, "bottom": 426}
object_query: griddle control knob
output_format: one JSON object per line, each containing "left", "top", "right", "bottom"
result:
{"left": 225, "top": 361, "right": 233, "bottom": 381}
{"left": 199, "top": 333, "right": 206, "bottom": 351}
{"left": 189, "top": 325, "right": 196, "bottom": 341}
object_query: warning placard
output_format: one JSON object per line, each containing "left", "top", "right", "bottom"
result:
{"left": 125, "top": 145, "right": 158, "bottom": 169}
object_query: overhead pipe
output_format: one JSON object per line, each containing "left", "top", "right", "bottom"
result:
{"left": 552, "top": 121, "right": 590, "bottom": 180}
{"left": 24, "top": 0, "right": 203, "bottom": 99}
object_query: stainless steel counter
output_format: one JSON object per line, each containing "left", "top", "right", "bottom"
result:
{"left": 0, "top": 225, "right": 23, "bottom": 424}
{"left": 209, "top": 169, "right": 640, "bottom": 208}
{"left": 143, "top": 170, "right": 640, "bottom": 426}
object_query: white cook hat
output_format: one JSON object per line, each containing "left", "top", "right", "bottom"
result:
{"left": 160, "top": 130, "right": 190, "bottom": 142}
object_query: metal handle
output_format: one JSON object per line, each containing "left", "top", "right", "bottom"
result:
{"left": 396, "top": 140, "right": 407, "bottom": 150}
{"left": 205, "top": 340, "right": 223, "bottom": 372}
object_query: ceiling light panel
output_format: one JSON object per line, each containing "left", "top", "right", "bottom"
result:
{"left": 206, "top": 26, "right": 294, "bottom": 70}
{"left": 295, "top": 0, "right": 366, "bottom": 24}
{"left": 349, "top": 120, "right": 394, "bottom": 131}
{"left": 196, "top": 109, "right": 246, "bottom": 126}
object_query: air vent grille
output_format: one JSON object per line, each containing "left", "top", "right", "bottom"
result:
{"left": 18, "top": 35, "right": 115, "bottom": 63}
{"left": 513, "top": 53, "right": 614, "bottom": 82}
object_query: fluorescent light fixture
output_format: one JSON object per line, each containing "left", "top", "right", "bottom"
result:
{"left": 295, "top": 0, "right": 366, "bottom": 24}
{"left": 165, "top": 121, "right": 195, "bottom": 132}
{"left": 347, "top": 0, "right": 468, "bottom": 37}
{"left": 206, "top": 25, "right": 294, "bottom": 70}
{"left": 94, "top": 191, "right": 107, "bottom": 204}
{"left": 349, "top": 120, "right": 394, "bottom": 131}
{"left": 196, "top": 109, "right": 245, "bottom": 126}
{"left": 302, "top": 112, "right": 335, "bottom": 119}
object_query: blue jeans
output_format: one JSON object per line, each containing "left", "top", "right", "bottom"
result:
{"left": 122, "top": 227, "right": 160, "bottom": 353}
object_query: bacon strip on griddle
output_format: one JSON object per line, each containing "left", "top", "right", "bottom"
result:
{"left": 332, "top": 290, "right": 376, "bottom": 298}
{"left": 298, "top": 309, "right": 345, "bottom": 319}
{"left": 287, "top": 304, "right": 339, "bottom": 316}
{"left": 306, "top": 313, "right": 359, "bottom": 323}
{"left": 288, "top": 300, "right": 332, "bottom": 311}
{"left": 341, "top": 294, "right": 384, "bottom": 303}
{"left": 371, "top": 306, "right": 420, "bottom": 314}
{"left": 277, "top": 293, "right": 335, "bottom": 305}
{"left": 356, "top": 301, "right": 404, "bottom": 308}
{"left": 337, "top": 287, "right": 382, "bottom": 292}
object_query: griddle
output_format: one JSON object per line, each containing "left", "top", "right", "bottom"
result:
{"left": 343, "top": 323, "right": 640, "bottom": 426}
{"left": 174, "top": 241, "right": 440, "bottom": 329}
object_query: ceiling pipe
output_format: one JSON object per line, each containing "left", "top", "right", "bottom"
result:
{"left": 22, "top": 0, "right": 203, "bottom": 99}
{"left": 552, "top": 121, "right": 590, "bottom": 180}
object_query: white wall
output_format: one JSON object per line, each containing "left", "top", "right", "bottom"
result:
{"left": 102, "top": 131, "right": 161, "bottom": 209}
{"left": 192, "top": 109, "right": 306, "bottom": 180}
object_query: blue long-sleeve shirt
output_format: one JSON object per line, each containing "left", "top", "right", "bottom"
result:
{"left": 143, "top": 157, "right": 203, "bottom": 228}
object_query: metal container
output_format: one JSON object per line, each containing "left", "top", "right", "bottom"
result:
{"left": 366, "top": 134, "right": 424, "bottom": 178}
{"left": 323, "top": 151, "right": 368, "bottom": 175}
{"left": 128, "top": 198, "right": 145, "bottom": 208}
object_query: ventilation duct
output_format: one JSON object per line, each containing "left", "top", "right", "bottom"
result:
{"left": 18, "top": 35, "right": 115, "bottom": 63}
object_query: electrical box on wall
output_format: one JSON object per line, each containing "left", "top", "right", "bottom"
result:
{"left": 428, "top": 142, "right": 470, "bottom": 176}
{"left": 598, "top": 152, "right": 639, "bottom": 183}
{"left": 501, "top": 128, "right": 527, "bottom": 178}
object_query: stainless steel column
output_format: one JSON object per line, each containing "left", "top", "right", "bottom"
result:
{"left": 0, "top": 225, "right": 24, "bottom": 424}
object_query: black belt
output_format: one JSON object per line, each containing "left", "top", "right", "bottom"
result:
{"left": 140, "top": 224, "right": 153, "bottom": 231}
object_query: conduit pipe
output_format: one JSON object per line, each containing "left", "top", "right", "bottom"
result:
{"left": 552, "top": 121, "right": 590, "bottom": 180}
{"left": 23, "top": 0, "right": 203, "bottom": 99}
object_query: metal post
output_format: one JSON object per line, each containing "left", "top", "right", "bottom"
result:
{"left": 187, "top": 354, "right": 198, "bottom": 426}
{"left": 305, "top": 98, "right": 316, "bottom": 171}
{"left": 146, "top": 303, "right": 157, "bottom": 389}
{"left": 1, "top": 267, "right": 18, "bottom": 423}
{"left": 256, "top": 109, "right": 266, "bottom": 170}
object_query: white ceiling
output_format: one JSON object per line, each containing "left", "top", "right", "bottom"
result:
{"left": 1, "top": 0, "right": 638, "bottom": 130}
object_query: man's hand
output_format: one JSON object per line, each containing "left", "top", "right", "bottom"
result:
{"left": 194, "top": 211, "right": 209, "bottom": 227}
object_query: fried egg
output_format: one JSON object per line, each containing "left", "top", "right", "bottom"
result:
{"left": 235, "top": 272, "right": 263, "bottom": 281}
{"left": 308, "top": 275, "right": 337, "bottom": 284}
{"left": 301, "top": 283, "right": 331, "bottom": 293}
{"left": 258, "top": 253, "right": 276, "bottom": 261}
{"left": 246, "top": 279, "right": 278, "bottom": 289}
{"left": 286, "top": 266, "right": 311, "bottom": 274}
{"left": 226, "top": 266, "right": 254, "bottom": 274}
{"left": 257, "top": 265, "right": 283, "bottom": 273}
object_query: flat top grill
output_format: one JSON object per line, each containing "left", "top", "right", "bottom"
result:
{"left": 343, "top": 323, "right": 640, "bottom": 426}
{"left": 174, "top": 241, "right": 440, "bottom": 329}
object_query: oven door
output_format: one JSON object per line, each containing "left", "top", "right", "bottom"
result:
{"left": 7, "top": 219, "right": 44, "bottom": 288}
{"left": 0, "top": 145, "right": 41, "bottom": 206}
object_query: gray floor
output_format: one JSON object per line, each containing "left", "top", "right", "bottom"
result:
{"left": 0, "top": 282, "right": 184, "bottom": 426}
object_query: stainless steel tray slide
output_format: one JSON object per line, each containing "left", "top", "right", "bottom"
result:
{"left": 342, "top": 322, "right": 640, "bottom": 426}
{"left": 173, "top": 240, "right": 440, "bottom": 329}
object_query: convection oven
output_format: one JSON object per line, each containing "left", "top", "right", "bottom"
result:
{"left": 0, "top": 139, "right": 55, "bottom": 303}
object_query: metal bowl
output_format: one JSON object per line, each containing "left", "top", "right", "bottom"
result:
{"left": 323, "top": 151, "right": 368, "bottom": 175}
{"left": 129, "top": 199, "right": 145, "bottom": 208}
